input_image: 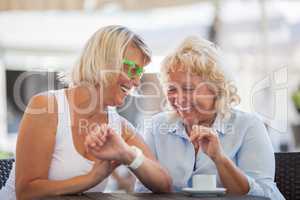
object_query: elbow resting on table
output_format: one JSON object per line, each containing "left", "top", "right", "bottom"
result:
{"left": 227, "top": 182, "right": 250, "bottom": 196}
{"left": 236, "top": 185, "right": 250, "bottom": 196}
{"left": 16, "top": 186, "right": 32, "bottom": 200}
{"left": 153, "top": 174, "right": 173, "bottom": 193}
{"left": 162, "top": 178, "right": 173, "bottom": 193}
{"left": 16, "top": 181, "right": 53, "bottom": 200}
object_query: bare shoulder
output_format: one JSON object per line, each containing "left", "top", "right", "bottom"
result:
{"left": 26, "top": 92, "right": 57, "bottom": 113}
{"left": 20, "top": 92, "right": 58, "bottom": 137}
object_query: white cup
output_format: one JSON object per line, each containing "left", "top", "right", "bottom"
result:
{"left": 192, "top": 174, "right": 216, "bottom": 190}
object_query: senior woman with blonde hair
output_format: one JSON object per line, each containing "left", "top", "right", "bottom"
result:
{"left": 0, "top": 25, "right": 172, "bottom": 200}
{"left": 135, "top": 36, "right": 285, "bottom": 199}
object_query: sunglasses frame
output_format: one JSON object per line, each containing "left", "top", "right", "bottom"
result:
{"left": 122, "top": 59, "right": 144, "bottom": 78}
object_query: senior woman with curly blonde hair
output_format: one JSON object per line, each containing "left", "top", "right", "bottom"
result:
{"left": 135, "top": 36, "right": 285, "bottom": 199}
{"left": 0, "top": 25, "right": 172, "bottom": 200}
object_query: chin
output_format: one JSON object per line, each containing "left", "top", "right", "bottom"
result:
{"left": 178, "top": 110, "right": 193, "bottom": 118}
{"left": 177, "top": 111, "right": 196, "bottom": 124}
{"left": 114, "top": 95, "right": 127, "bottom": 106}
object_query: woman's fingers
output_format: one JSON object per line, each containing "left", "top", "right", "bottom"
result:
{"left": 90, "top": 148, "right": 103, "bottom": 158}
{"left": 85, "top": 136, "right": 99, "bottom": 154}
{"left": 84, "top": 135, "right": 92, "bottom": 149}
{"left": 99, "top": 124, "right": 115, "bottom": 142}
{"left": 85, "top": 134, "right": 97, "bottom": 147}
{"left": 107, "top": 127, "right": 116, "bottom": 138}
{"left": 190, "top": 125, "right": 199, "bottom": 142}
{"left": 91, "top": 131, "right": 104, "bottom": 147}
{"left": 197, "top": 132, "right": 213, "bottom": 142}
{"left": 85, "top": 124, "right": 120, "bottom": 156}
{"left": 190, "top": 126, "right": 215, "bottom": 143}
{"left": 89, "top": 145, "right": 102, "bottom": 152}
{"left": 85, "top": 135, "right": 101, "bottom": 151}
{"left": 90, "top": 124, "right": 110, "bottom": 147}
{"left": 97, "top": 124, "right": 108, "bottom": 143}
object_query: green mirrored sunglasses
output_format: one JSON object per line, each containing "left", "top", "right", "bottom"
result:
{"left": 122, "top": 59, "right": 144, "bottom": 78}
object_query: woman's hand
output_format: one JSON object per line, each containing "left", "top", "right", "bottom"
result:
{"left": 85, "top": 123, "right": 172, "bottom": 193}
{"left": 190, "top": 125, "right": 225, "bottom": 163}
{"left": 84, "top": 124, "right": 134, "bottom": 165}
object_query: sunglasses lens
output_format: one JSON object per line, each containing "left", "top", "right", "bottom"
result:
{"left": 123, "top": 59, "right": 143, "bottom": 78}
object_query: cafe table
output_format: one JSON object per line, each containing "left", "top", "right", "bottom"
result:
{"left": 41, "top": 193, "right": 270, "bottom": 200}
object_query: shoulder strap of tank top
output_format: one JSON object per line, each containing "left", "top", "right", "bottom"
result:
{"left": 52, "top": 89, "right": 71, "bottom": 130}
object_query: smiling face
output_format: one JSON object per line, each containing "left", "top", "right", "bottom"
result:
{"left": 167, "top": 71, "right": 218, "bottom": 128}
{"left": 103, "top": 42, "right": 147, "bottom": 106}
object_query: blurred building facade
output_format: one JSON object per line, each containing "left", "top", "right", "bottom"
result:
{"left": 0, "top": 0, "right": 202, "bottom": 11}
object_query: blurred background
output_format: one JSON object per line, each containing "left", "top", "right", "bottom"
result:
{"left": 0, "top": 0, "right": 300, "bottom": 192}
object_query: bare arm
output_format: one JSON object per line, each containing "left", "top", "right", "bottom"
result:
{"left": 15, "top": 95, "right": 114, "bottom": 200}
{"left": 213, "top": 155, "right": 249, "bottom": 195}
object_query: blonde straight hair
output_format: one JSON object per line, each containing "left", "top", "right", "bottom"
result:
{"left": 61, "top": 25, "right": 151, "bottom": 86}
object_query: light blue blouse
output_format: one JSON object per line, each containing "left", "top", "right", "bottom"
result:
{"left": 135, "top": 109, "right": 285, "bottom": 200}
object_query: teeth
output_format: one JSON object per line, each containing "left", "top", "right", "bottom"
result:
{"left": 120, "top": 86, "right": 130, "bottom": 94}
{"left": 174, "top": 102, "right": 192, "bottom": 111}
{"left": 178, "top": 106, "right": 192, "bottom": 111}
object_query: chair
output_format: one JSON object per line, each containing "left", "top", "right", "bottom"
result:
{"left": 0, "top": 158, "right": 14, "bottom": 189}
{"left": 275, "top": 152, "right": 300, "bottom": 200}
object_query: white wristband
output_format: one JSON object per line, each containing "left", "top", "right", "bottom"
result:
{"left": 127, "top": 146, "right": 144, "bottom": 170}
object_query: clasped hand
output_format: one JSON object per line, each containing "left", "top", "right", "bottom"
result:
{"left": 190, "top": 125, "right": 225, "bottom": 163}
{"left": 84, "top": 124, "right": 132, "bottom": 165}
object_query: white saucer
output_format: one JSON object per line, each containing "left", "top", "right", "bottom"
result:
{"left": 182, "top": 187, "right": 226, "bottom": 196}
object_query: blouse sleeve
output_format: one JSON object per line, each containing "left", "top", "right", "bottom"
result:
{"left": 237, "top": 116, "right": 285, "bottom": 200}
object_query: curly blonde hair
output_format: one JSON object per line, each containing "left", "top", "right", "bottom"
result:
{"left": 160, "top": 36, "right": 240, "bottom": 119}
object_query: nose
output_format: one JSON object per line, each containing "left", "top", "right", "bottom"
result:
{"left": 174, "top": 91, "right": 189, "bottom": 106}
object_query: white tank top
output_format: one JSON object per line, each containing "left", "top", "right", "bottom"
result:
{"left": 0, "top": 89, "right": 122, "bottom": 200}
